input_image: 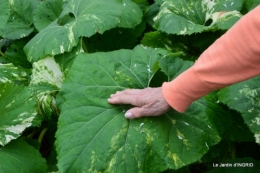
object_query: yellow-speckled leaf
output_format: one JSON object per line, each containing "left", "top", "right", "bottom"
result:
{"left": 56, "top": 46, "right": 228, "bottom": 172}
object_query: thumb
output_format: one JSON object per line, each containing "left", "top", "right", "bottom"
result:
{"left": 124, "top": 107, "right": 148, "bottom": 119}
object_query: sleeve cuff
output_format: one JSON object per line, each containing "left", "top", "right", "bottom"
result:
{"left": 162, "top": 66, "right": 211, "bottom": 113}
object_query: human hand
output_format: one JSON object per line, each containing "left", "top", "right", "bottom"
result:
{"left": 107, "top": 87, "right": 171, "bottom": 119}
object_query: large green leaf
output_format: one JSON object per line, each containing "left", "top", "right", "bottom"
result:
{"left": 0, "top": 139, "right": 47, "bottom": 173}
{"left": 218, "top": 76, "right": 260, "bottom": 144}
{"left": 56, "top": 46, "right": 230, "bottom": 172}
{"left": 2, "top": 0, "right": 36, "bottom": 39}
{"left": 33, "top": 0, "right": 65, "bottom": 32}
{"left": 24, "top": 0, "right": 143, "bottom": 62}
{"left": 0, "top": 0, "right": 9, "bottom": 36}
{"left": 0, "top": 83, "right": 39, "bottom": 146}
{"left": 154, "top": 0, "right": 243, "bottom": 35}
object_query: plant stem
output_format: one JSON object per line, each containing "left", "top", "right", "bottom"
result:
{"left": 38, "top": 127, "right": 48, "bottom": 144}
{"left": 82, "top": 39, "right": 88, "bottom": 53}
{"left": 0, "top": 50, "right": 6, "bottom": 58}
{"left": 27, "top": 128, "right": 40, "bottom": 138}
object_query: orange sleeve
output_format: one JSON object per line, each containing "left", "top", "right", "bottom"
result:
{"left": 162, "top": 6, "right": 260, "bottom": 113}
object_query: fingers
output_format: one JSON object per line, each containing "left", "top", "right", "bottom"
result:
{"left": 107, "top": 89, "right": 141, "bottom": 106}
{"left": 108, "top": 89, "right": 151, "bottom": 119}
{"left": 107, "top": 87, "right": 172, "bottom": 119}
{"left": 124, "top": 102, "right": 170, "bottom": 119}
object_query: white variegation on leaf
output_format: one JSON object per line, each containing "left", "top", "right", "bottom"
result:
{"left": 255, "top": 133, "right": 260, "bottom": 144}
{"left": 0, "top": 83, "right": 38, "bottom": 146}
{"left": 0, "top": 63, "right": 29, "bottom": 85}
{"left": 30, "top": 56, "right": 63, "bottom": 120}
{"left": 154, "top": 0, "right": 243, "bottom": 35}
{"left": 30, "top": 56, "right": 63, "bottom": 88}
{"left": 38, "top": 94, "right": 56, "bottom": 121}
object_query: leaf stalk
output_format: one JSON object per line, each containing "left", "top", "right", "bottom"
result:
{"left": 0, "top": 51, "right": 6, "bottom": 58}
{"left": 82, "top": 39, "right": 88, "bottom": 53}
{"left": 38, "top": 127, "right": 48, "bottom": 144}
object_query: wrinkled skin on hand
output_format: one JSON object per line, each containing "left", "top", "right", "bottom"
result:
{"left": 108, "top": 87, "right": 171, "bottom": 119}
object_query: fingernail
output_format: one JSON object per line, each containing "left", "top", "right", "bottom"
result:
{"left": 125, "top": 112, "right": 133, "bottom": 118}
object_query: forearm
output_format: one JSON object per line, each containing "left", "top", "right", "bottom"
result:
{"left": 162, "top": 6, "right": 260, "bottom": 113}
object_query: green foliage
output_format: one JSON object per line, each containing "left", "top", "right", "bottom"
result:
{"left": 33, "top": 0, "right": 64, "bottom": 32}
{"left": 0, "top": 63, "right": 30, "bottom": 85}
{"left": 24, "top": 0, "right": 143, "bottom": 62}
{"left": 2, "top": 0, "right": 38, "bottom": 39}
{"left": 218, "top": 76, "right": 260, "bottom": 144}
{"left": 56, "top": 46, "right": 231, "bottom": 172}
{"left": 0, "top": 139, "right": 47, "bottom": 173}
{"left": 0, "top": 83, "right": 39, "bottom": 146}
{"left": 4, "top": 39, "right": 32, "bottom": 68}
{"left": 154, "top": 0, "right": 243, "bottom": 35}
{"left": 242, "top": 0, "right": 260, "bottom": 12}
{"left": 0, "top": 0, "right": 9, "bottom": 36}
{"left": 0, "top": 0, "right": 260, "bottom": 172}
